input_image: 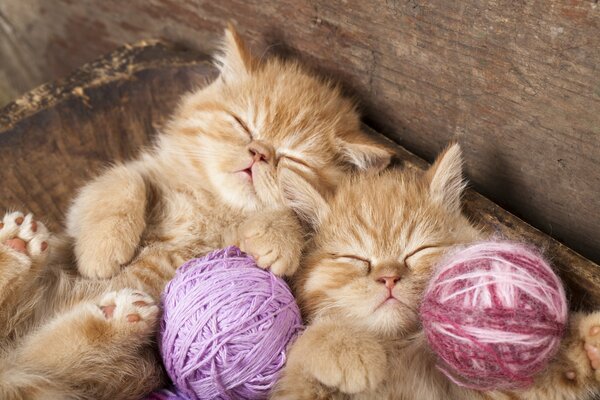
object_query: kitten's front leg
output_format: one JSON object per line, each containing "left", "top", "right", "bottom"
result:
{"left": 273, "top": 320, "right": 387, "bottom": 398}
{"left": 67, "top": 165, "right": 147, "bottom": 279}
{"left": 236, "top": 208, "right": 304, "bottom": 276}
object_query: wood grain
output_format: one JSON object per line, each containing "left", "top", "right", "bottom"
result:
{"left": 0, "top": 41, "right": 598, "bottom": 310}
{"left": 0, "top": 0, "right": 598, "bottom": 266}
{"left": 0, "top": 41, "right": 216, "bottom": 230}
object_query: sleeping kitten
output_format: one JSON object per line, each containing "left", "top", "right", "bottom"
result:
{"left": 0, "top": 26, "right": 392, "bottom": 400}
{"left": 272, "top": 144, "right": 600, "bottom": 400}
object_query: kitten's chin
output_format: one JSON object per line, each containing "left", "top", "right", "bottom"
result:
{"left": 365, "top": 304, "right": 419, "bottom": 337}
{"left": 212, "top": 173, "right": 260, "bottom": 212}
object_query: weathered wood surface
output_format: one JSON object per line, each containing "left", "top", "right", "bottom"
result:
{"left": 0, "top": 41, "right": 216, "bottom": 229}
{"left": 0, "top": 41, "right": 598, "bottom": 309}
{"left": 0, "top": 0, "right": 599, "bottom": 267}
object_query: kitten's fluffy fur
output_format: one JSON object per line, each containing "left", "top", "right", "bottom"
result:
{"left": 273, "top": 145, "right": 600, "bottom": 400}
{"left": 0, "top": 27, "right": 392, "bottom": 400}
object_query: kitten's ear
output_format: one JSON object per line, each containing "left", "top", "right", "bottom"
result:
{"left": 215, "top": 23, "right": 256, "bottom": 83}
{"left": 336, "top": 131, "right": 393, "bottom": 171}
{"left": 278, "top": 168, "right": 330, "bottom": 228}
{"left": 426, "top": 143, "right": 465, "bottom": 212}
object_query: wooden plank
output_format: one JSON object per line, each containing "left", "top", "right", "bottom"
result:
{"left": 0, "top": 40, "right": 216, "bottom": 229}
{"left": 0, "top": 0, "right": 598, "bottom": 267}
{"left": 0, "top": 41, "right": 598, "bottom": 309}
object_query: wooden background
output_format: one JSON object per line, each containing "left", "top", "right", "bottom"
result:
{"left": 1, "top": 0, "right": 599, "bottom": 264}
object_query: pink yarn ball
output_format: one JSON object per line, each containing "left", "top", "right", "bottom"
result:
{"left": 420, "top": 241, "right": 568, "bottom": 391}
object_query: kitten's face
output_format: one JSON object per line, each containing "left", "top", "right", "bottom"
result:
{"left": 292, "top": 146, "right": 481, "bottom": 336}
{"left": 163, "top": 27, "right": 391, "bottom": 211}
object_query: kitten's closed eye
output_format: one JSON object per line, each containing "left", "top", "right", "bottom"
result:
{"left": 328, "top": 254, "right": 372, "bottom": 274}
{"left": 277, "top": 154, "right": 319, "bottom": 187}
{"left": 403, "top": 244, "right": 448, "bottom": 268}
{"left": 279, "top": 154, "right": 314, "bottom": 171}
{"left": 230, "top": 113, "right": 253, "bottom": 140}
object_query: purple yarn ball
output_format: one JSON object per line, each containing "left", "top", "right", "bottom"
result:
{"left": 159, "top": 246, "right": 303, "bottom": 400}
{"left": 420, "top": 241, "right": 568, "bottom": 391}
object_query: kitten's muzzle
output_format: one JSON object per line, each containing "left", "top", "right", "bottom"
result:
{"left": 247, "top": 140, "right": 274, "bottom": 164}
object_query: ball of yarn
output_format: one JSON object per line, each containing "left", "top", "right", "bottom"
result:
{"left": 160, "top": 246, "right": 303, "bottom": 400}
{"left": 420, "top": 241, "right": 568, "bottom": 391}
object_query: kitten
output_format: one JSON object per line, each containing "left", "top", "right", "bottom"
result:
{"left": 272, "top": 144, "right": 600, "bottom": 400}
{"left": 0, "top": 26, "right": 392, "bottom": 400}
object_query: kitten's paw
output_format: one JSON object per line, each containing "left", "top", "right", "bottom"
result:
{"left": 75, "top": 234, "right": 137, "bottom": 279}
{"left": 97, "top": 289, "right": 159, "bottom": 336}
{"left": 298, "top": 324, "right": 387, "bottom": 394}
{"left": 0, "top": 211, "right": 50, "bottom": 264}
{"left": 580, "top": 312, "right": 600, "bottom": 380}
{"left": 238, "top": 210, "right": 303, "bottom": 276}
{"left": 271, "top": 370, "right": 336, "bottom": 400}
{"left": 312, "top": 345, "right": 386, "bottom": 394}
{"left": 239, "top": 228, "right": 298, "bottom": 276}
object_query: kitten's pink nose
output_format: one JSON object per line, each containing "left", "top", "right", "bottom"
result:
{"left": 248, "top": 141, "right": 273, "bottom": 163}
{"left": 377, "top": 276, "right": 400, "bottom": 289}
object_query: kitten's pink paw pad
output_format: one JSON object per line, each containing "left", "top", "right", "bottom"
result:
{"left": 98, "top": 289, "right": 158, "bottom": 328}
{"left": 0, "top": 211, "right": 50, "bottom": 263}
{"left": 585, "top": 341, "right": 600, "bottom": 370}
{"left": 580, "top": 314, "right": 600, "bottom": 376}
{"left": 5, "top": 238, "right": 27, "bottom": 253}
{"left": 127, "top": 314, "right": 141, "bottom": 323}
{"left": 100, "top": 305, "right": 116, "bottom": 318}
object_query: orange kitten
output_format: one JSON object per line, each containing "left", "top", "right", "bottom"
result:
{"left": 0, "top": 26, "right": 392, "bottom": 400}
{"left": 273, "top": 145, "right": 600, "bottom": 400}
